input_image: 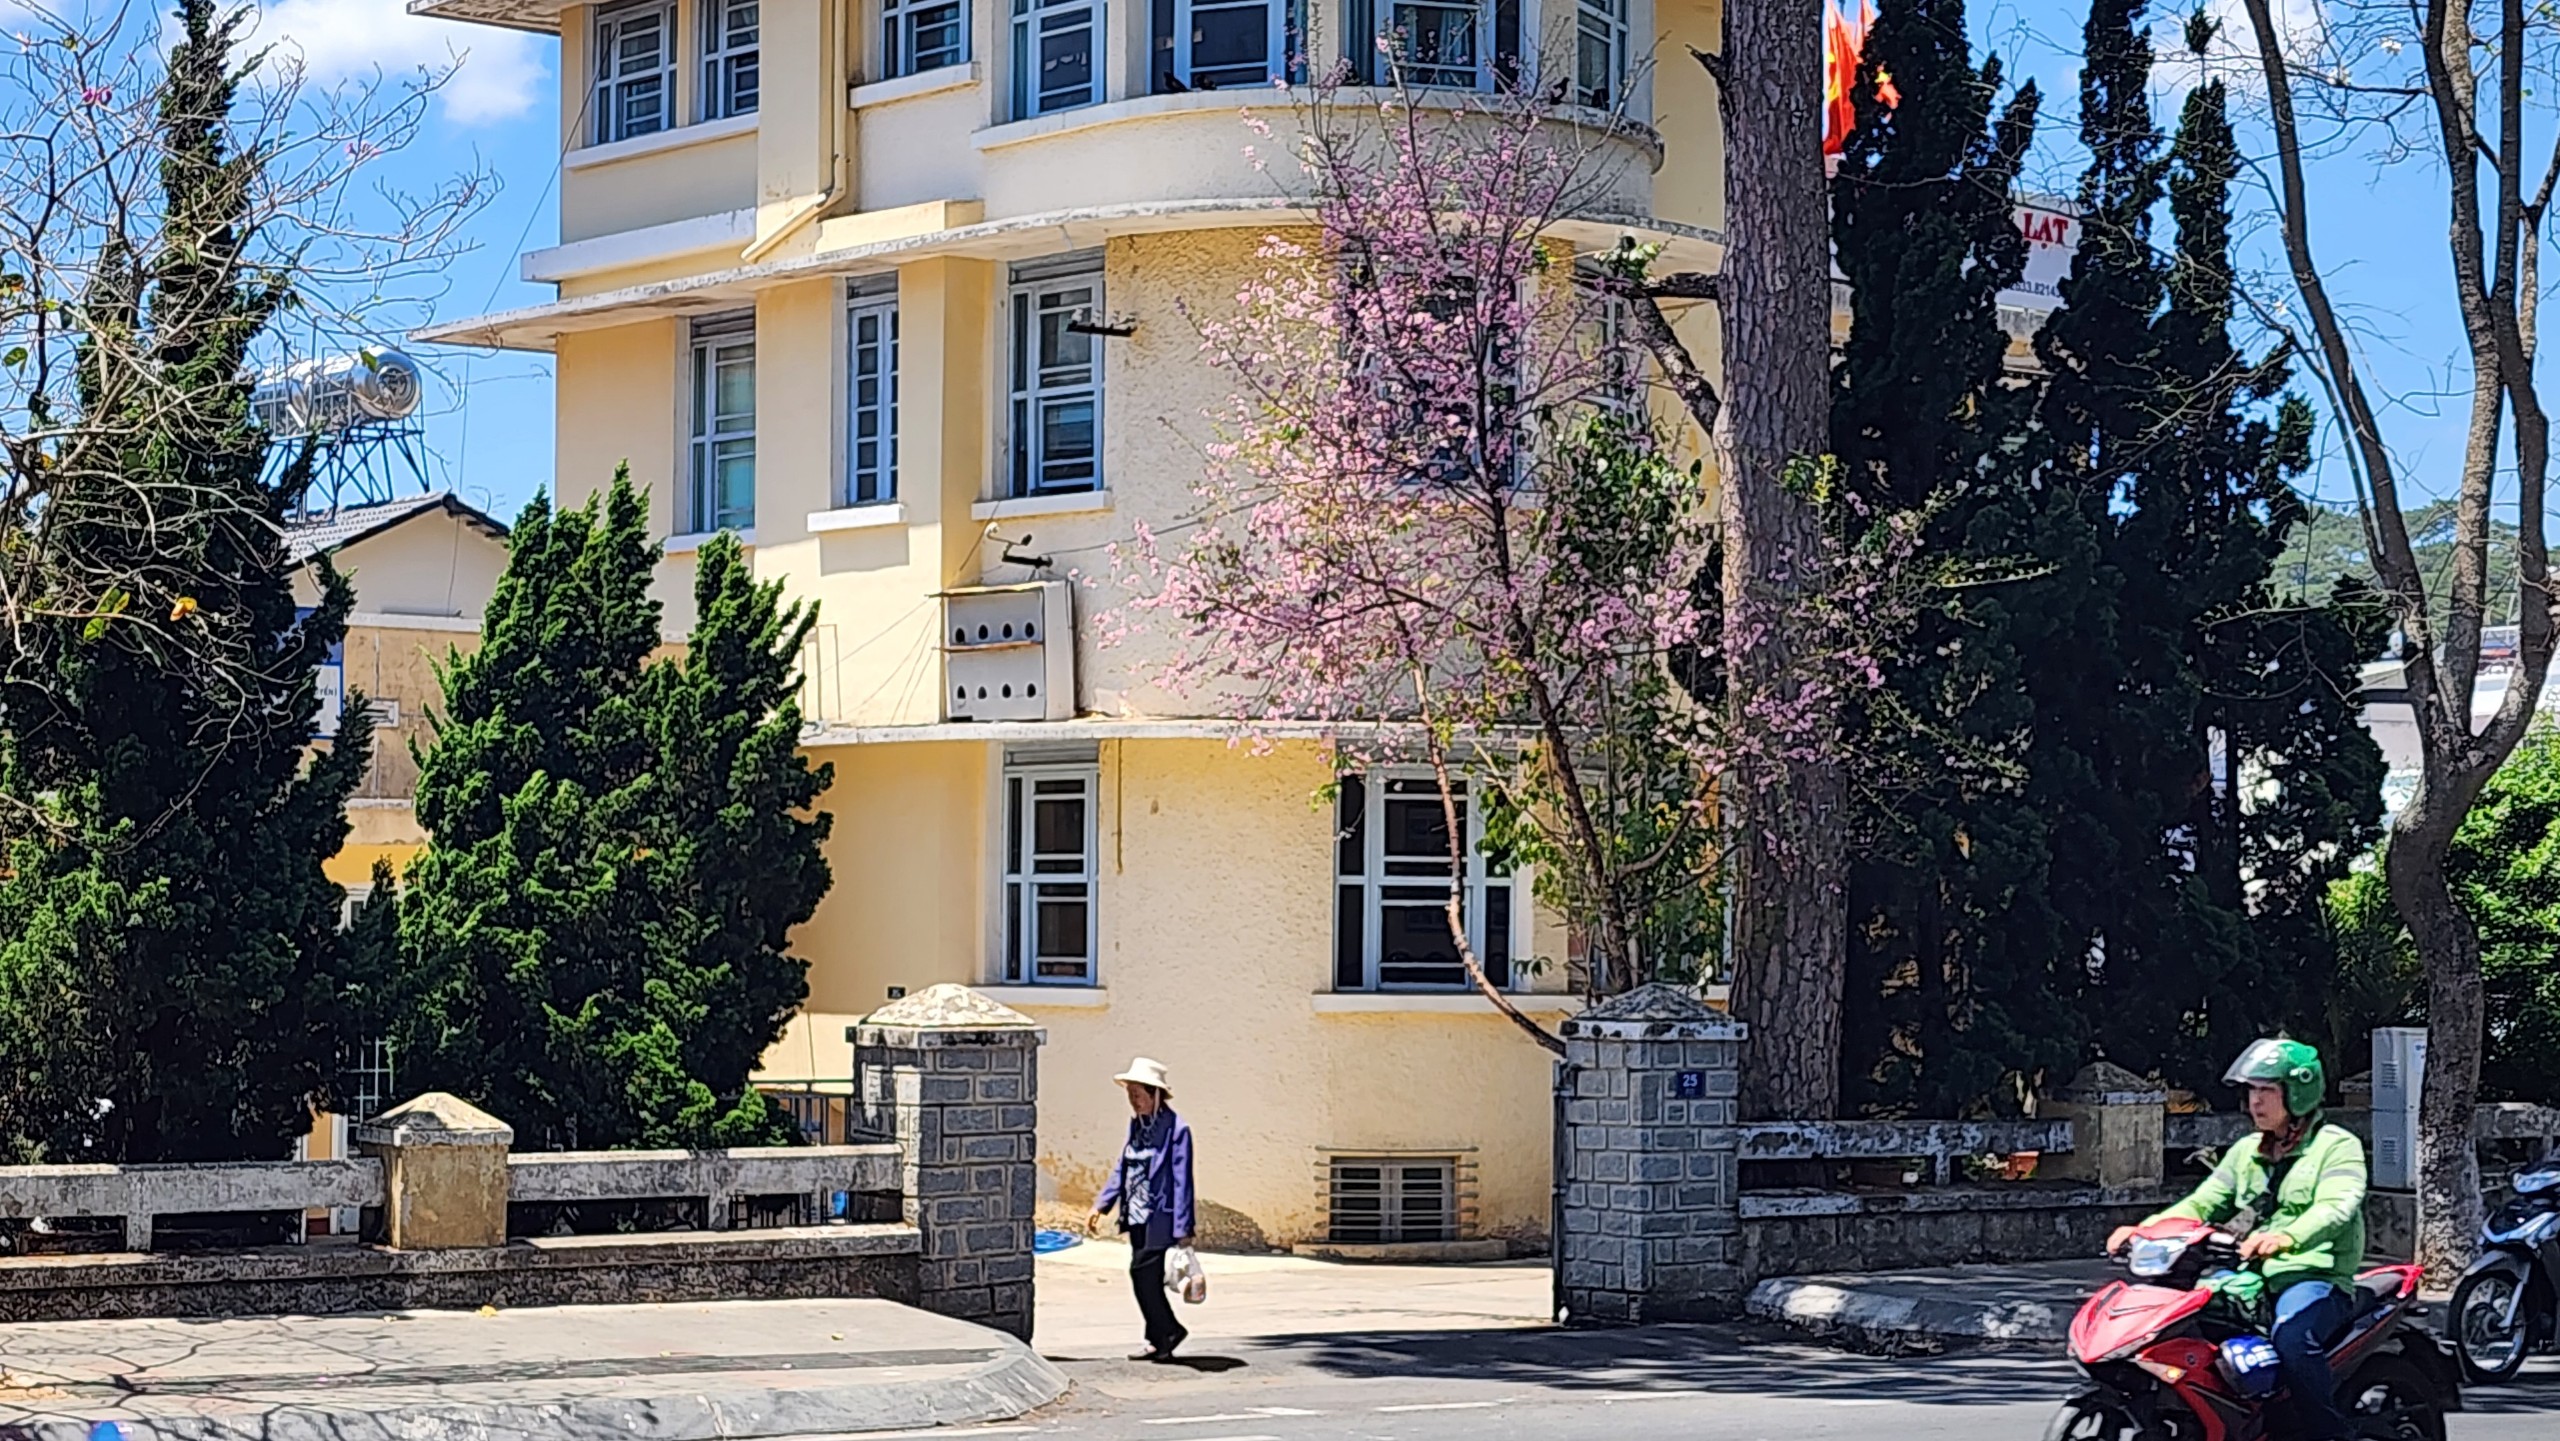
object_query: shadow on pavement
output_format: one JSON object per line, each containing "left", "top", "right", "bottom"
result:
{"left": 2460, "top": 1370, "right": 2560, "bottom": 1416}
{"left": 1244, "top": 1323, "right": 2079, "bottom": 1406}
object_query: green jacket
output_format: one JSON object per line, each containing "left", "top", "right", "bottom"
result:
{"left": 2149, "top": 1120, "right": 2368, "bottom": 1294}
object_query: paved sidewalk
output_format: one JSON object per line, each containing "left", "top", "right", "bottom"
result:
{"left": 0, "top": 1297, "right": 1066, "bottom": 1441}
{"left": 1747, "top": 1260, "right": 2111, "bottom": 1349}
{"left": 1035, "top": 1235, "right": 1554, "bottom": 1358}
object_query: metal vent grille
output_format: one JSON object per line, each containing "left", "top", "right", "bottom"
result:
{"left": 1328, "top": 1157, "right": 1456, "bottom": 1244}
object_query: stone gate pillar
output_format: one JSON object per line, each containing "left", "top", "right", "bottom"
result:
{"left": 854, "top": 984, "right": 1044, "bottom": 1340}
{"left": 351, "top": 1092, "right": 514, "bottom": 1250}
{"left": 1556, "top": 984, "right": 1747, "bottom": 1323}
{"left": 2045, "top": 1061, "right": 2166, "bottom": 1192}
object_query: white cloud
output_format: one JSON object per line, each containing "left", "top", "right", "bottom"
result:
{"left": 252, "top": 0, "right": 549, "bottom": 126}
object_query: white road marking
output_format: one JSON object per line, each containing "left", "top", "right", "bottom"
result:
{"left": 1373, "top": 1401, "right": 1504, "bottom": 1413}
{"left": 785, "top": 1429, "right": 1040, "bottom": 1440}
{"left": 1145, "top": 1417, "right": 1299, "bottom": 1427}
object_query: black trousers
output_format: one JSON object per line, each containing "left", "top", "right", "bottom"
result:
{"left": 1129, "top": 1244, "right": 1188, "bottom": 1353}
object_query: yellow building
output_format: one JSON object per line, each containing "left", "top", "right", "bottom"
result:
{"left": 416, "top": 0, "right": 1723, "bottom": 1250}
{"left": 287, "top": 491, "right": 512, "bottom": 891}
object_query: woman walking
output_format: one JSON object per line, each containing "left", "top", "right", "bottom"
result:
{"left": 1086, "top": 1057, "right": 1196, "bottom": 1361}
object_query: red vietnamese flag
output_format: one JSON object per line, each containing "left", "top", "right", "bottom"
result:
{"left": 1823, "top": 0, "right": 1899, "bottom": 158}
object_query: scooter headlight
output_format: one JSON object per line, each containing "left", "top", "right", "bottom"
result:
{"left": 2127, "top": 1237, "right": 2187, "bottom": 1278}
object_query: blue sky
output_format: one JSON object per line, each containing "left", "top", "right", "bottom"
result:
{"left": 36, "top": 0, "right": 2495, "bottom": 535}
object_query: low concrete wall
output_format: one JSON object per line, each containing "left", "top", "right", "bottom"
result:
{"left": 1740, "top": 1185, "right": 2172, "bottom": 1282}
{"left": 0, "top": 1224, "right": 921, "bottom": 1322}
{"left": 508, "top": 1145, "right": 903, "bottom": 1225}
{"left": 0, "top": 1160, "right": 383, "bottom": 1250}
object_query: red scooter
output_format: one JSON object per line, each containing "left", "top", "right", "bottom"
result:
{"left": 2047, "top": 1218, "right": 2460, "bottom": 1441}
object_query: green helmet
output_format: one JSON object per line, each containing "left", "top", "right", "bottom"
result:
{"left": 2225, "top": 1038, "right": 2326, "bottom": 1118}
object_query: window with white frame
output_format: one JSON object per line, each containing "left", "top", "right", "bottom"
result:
{"left": 1012, "top": 0, "right": 1102, "bottom": 117}
{"left": 1378, "top": 0, "right": 1487, "bottom": 88}
{"left": 1151, "top": 0, "right": 1295, "bottom": 90}
{"left": 1008, "top": 254, "right": 1104, "bottom": 497}
{"left": 594, "top": 1, "right": 678, "bottom": 144}
{"left": 1355, "top": 0, "right": 1517, "bottom": 90}
{"left": 1586, "top": 282, "right": 1643, "bottom": 420}
{"left": 690, "top": 315, "right": 757, "bottom": 533}
{"left": 846, "top": 277, "right": 900, "bottom": 506}
{"left": 1332, "top": 772, "right": 1518, "bottom": 991}
{"left": 1574, "top": 0, "right": 1628, "bottom": 108}
{"left": 1001, "top": 755, "right": 1099, "bottom": 984}
{"left": 702, "top": 0, "right": 762, "bottom": 119}
{"left": 348, "top": 1038, "right": 396, "bottom": 1122}
{"left": 882, "top": 0, "right": 970, "bottom": 77}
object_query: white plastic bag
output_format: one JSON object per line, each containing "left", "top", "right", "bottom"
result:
{"left": 1163, "top": 1244, "right": 1209, "bottom": 1304}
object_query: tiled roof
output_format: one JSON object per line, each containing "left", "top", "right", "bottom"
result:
{"left": 285, "top": 492, "right": 508, "bottom": 565}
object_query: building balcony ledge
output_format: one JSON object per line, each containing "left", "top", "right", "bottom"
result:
{"left": 407, "top": 0, "right": 565, "bottom": 33}
{"left": 418, "top": 200, "right": 1719, "bottom": 353}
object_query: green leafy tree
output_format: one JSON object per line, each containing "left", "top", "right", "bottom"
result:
{"left": 2331, "top": 727, "right": 2560, "bottom": 1105}
{"left": 396, "top": 471, "right": 831, "bottom": 1148}
{"left": 0, "top": 2, "right": 382, "bottom": 1161}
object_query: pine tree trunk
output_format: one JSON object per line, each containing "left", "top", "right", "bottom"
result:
{"left": 2385, "top": 806, "right": 2487, "bottom": 1282}
{"left": 1715, "top": 0, "right": 1845, "bottom": 1123}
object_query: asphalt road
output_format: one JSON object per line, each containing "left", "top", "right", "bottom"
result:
{"left": 1019, "top": 1247, "right": 2559, "bottom": 1440}
{"left": 994, "top": 1323, "right": 2560, "bottom": 1441}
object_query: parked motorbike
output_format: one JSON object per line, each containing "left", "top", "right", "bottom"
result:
{"left": 2046, "top": 1218, "right": 2460, "bottom": 1441}
{"left": 2450, "top": 1158, "right": 2560, "bottom": 1382}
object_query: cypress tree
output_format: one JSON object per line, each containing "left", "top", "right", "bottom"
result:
{"left": 396, "top": 472, "right": 833, "bottom": 1148}
{"left": 2059, "top": 13, "right": 2385, "bottom": 1082}
{"left": 1837, "top": 0, "right": 2383, "bottom": 1108}
{"left": 623, "top": 534, "right": 832, "bottom": 1146}
{"left": 396, "top": 474, "right": 662, "bottom": 1147}
{"left": 1830, "top": 0, "right": 2086, "bottom": 1114}
{"left": 0, "top": 0, "right": 378, "bottom": 1162}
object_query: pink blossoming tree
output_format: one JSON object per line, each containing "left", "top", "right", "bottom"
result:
{"left": 1120, "top": 80, "right": 1920, "bottom": 1054}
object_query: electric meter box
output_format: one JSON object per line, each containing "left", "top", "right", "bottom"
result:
{"left": 2372, "top": 1026, "right": 2427, "bottom": 1192}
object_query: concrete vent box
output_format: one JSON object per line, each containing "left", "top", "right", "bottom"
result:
{"left": 942, "top": 581, "right": 1073, "bottom": 722}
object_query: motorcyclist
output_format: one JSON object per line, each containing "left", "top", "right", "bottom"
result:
{"left": 2106, "top": 1039, "right": 2369, "bottom": 1441}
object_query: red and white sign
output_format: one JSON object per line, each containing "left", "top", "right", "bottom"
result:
{"left": 2003, "top": 199, "right": 2078, "bottom": 311}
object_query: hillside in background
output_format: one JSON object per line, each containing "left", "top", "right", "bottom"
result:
{"left": 2275, "top": 500, "right": 2522, "bottom": 638}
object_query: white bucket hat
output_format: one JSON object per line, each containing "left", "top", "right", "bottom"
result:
{"left": 1113, "top": 1057, "right": 1173, "bottom": 1094}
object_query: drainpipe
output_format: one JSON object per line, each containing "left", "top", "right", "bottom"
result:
{"left": 740, "top": 0, "right": 853, "bottom": 266}
{"left": 741, "top": 186, "right": 838, "bottom": 264}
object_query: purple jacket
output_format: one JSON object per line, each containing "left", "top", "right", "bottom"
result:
{"left": 1095, "top": 1108, "right": 1195, "bottom": 1250}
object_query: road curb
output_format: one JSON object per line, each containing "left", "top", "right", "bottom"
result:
{"left": 1746, "top": 1274, "right": 2073, "bottom": 1350}
{"left": 0, "top": 1332, "right": 1071, "bottom": 1441}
